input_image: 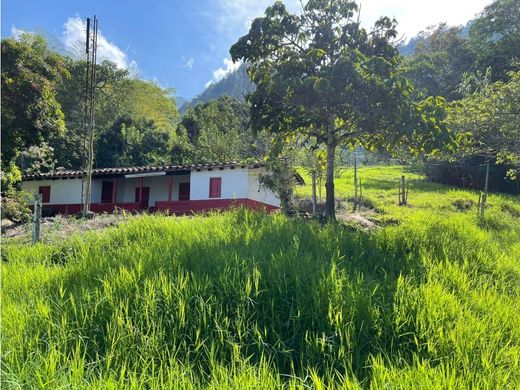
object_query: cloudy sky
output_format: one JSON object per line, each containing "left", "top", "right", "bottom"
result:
{"left": 2, "top": 0, "right": 494, "bottom": 99}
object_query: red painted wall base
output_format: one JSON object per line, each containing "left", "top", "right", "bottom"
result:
{"left": 36, "top": 199, "right": 279, "bottom": 217}
{"left": 155, "top": 198, "right": 279, "bottom": 215}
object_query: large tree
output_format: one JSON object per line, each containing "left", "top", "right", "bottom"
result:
{"left": 1, "top": 34, "right": 67, "bottom": 182}
{"left": 230, "top": 0, "right": 452, "bottom": 219}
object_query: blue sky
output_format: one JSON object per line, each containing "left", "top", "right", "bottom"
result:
{"left": 2, "top": 0, "right": 493, "bottom": 99}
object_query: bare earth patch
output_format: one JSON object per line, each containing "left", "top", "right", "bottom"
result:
{"left": 2, "top": 213, "right": 132, "bottom": 245}
{"left": 337, "top": 210, "right": 378, "bottom": 230}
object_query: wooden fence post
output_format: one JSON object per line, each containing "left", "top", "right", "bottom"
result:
{"left": 353, "top": 156, "right": 358, "bottom": 211}
{"left": 359, "top": 179, "right": 362, "bottom": 210}
{"left": 311, "top": 171, "right": 317, "bottom": 217}
{"left": 479, "top": 161, "right": 490, "bottom": 217}
{"left": 32, "top": 194, "right": 42, "bottom": 244}
{"left": 399, "top": 175, "right": 407, "bottom": 206}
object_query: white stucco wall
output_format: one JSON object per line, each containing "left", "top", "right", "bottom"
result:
{"left": 117, "top": 174, "right": 190, "bottom": 206}
{"left": 247, "top": 169, "right": 281, "bottom": 207}
{"left": 21, "top": 178, "right": 83, "bottom": 205}
{"left": 190, "top": 167, "right": 249, "bottom": 200}
{"left": 20, "top": 168, "right": 280, "bottom": 208}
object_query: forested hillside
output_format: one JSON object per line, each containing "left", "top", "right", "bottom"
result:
{"left": 180, "top": 63, "right": 254, "bottom": 113}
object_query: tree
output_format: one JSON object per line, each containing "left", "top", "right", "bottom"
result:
{"left": 174, "top": 96, "right": 258, "bottom": 163}
{"left": 449, "top": 70, "right": 520, "bottom": 179}
{"left": 230, "top": 0, "right": 452, "bottom": 220}
{"left": 1, "top": 34, "right": 66, "bottom": 180}
{"left": 406, "top": 24, "right": 475, "bottom": 100}
{"left": 52, "top": 59, "right": 130, "bottom": 169}
{"left": 95, "top": 115, "right": 172, "bottom": 168}
{"left": 469, "top": 0, "right": 520, "bottom": 82}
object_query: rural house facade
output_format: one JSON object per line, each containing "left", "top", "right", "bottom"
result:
{"left": 21, "top": 162, "right": 284, "bottom": 216}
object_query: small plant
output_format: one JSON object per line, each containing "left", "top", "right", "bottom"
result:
{"left": 452, "top": 198, "right": 475, "bottom": 211}
{"left": 1, "top": 190, "right": 31, "bottom": 224}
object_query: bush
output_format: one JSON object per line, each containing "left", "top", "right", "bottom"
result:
{"left": 425, "top": 159, "right": 520, "bottom": 194}
{"left": 1, "top": 191, "right": 31, "bottom": 224}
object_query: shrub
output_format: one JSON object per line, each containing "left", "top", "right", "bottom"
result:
{"left": 1, "top": 191, "right": 31, "bottom": 224}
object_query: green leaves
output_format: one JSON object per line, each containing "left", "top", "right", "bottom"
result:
{"left": 1, "top": 34, "right": 66, "bottom": 180}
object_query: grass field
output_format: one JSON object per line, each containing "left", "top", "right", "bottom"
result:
{"left": 2, "top": 166, "right": 520, "bottom": 388}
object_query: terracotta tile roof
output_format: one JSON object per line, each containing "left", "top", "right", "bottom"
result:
{"left": 22, "top": 161, "right": 265, "bottom": 181}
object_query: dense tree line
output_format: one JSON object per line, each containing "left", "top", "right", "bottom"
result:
{"left": 403, "top": 0, "right": 520, "bottom": 191}
{"left": 1, "top": 0, "right": 518, "bottom": 217}
{"left": 1, "top": 33, "right": 257, "bottom": 196}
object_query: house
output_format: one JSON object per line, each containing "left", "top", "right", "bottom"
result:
{"left": 20, "top": 162, "right": 284, "bottom": 216}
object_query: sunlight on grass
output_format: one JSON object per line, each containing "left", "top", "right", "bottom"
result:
{"left": 2, "top": 166, "right": 519, "bottom": 388}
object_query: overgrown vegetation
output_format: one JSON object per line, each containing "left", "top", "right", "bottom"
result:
{"left": 3, "top": 167, "right": 519, "bottom": 388}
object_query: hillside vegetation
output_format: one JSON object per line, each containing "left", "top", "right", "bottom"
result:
{"left": 3, "top": 166, "right": 519, "bottom": 388}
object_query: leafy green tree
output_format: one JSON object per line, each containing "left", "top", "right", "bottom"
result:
{"left": 469, "top": 0, "right": 520, "bottom": 82}
{"left": 1, "top": 34, "right": 66, "bottom": 182}
{"left": 406, "top": 24, "right": 475, "bottom": 100}
{"left": 449, "top": 70, "right": 520, "bottom": 179}
{"left": 52, "top": 60, "right": 178, "bottom": 170}
{"left": 230, "top": 0, "right": 452, "bottom": 219}
{"left": 174, "top": 96, "right": 256, "bottom": 163}
{"left": 52, "top": 59, "right": 130, "bottom": 169}
{"left": 120, "top": 79, "right": 179, "bottom": 134}
{"left": 96, "top": 115, "right": 172, "bottom": 168}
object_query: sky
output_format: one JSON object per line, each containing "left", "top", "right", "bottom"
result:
{"left": 2, "top": 0, "right": 494, "bottom": 100}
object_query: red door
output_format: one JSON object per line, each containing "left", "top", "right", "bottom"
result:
{"left": 135, "top": 187, "right": 150, "bottom": 209}
{"left": 179, "top": 183, "right": 190, "bottom": 201}
{"left": 101, "top": 181, "right": 114, "bottom": 203}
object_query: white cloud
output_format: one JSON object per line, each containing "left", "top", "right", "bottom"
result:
{"left": 62, "top": 16, "right": 133, "bottom": 69}
{"left": 210, "top": 0, "right": 301, "bottom": 39}
{"left": 183, "top": 57, "right": 195, "bottom": 69}
{"left": 354, "top": 0, "right": 494, "bottom": 40}
{"left": 209, "top": 0, "right": 494, "bottom": 42}
{"left": 10, "top": 26, "right": 31, "bottom": 40}
{"left": 205, "top": 57, "right": 241, "bottom": 87}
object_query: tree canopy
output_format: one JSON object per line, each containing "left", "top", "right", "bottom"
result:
{"left": 230, "top": 0, "right": 452, "bottom": 219}
{"left": 1, "top": 34, "right": 67, "bottom": 184}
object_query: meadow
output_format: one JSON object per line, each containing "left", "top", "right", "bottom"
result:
{"left": 2, "top": 166, "right": 520, "bottom": 388}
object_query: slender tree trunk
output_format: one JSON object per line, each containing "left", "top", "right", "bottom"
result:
{"left": 325, "top": 126, "right": 336, "bottom": 221}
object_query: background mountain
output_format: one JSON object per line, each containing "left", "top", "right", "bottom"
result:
{"left": 180, "top": 63, "right": 254, "bottom": 113}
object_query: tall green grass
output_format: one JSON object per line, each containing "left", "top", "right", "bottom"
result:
{"left": 2, "top": 167, "right": 520, "bottom": 388}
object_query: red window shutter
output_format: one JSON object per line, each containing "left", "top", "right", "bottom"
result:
{"left": 209, "top": 178, "right": 222, "bottom": 198}
{"left": 38, "top": 186, "right": 51, "bottom": 203}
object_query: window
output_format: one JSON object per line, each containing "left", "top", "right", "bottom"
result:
{"left": 209, "top": 177, "right": 221, "bottom": 198}
{"left": 38, "top": 186, "right": 51, "bottom": 203}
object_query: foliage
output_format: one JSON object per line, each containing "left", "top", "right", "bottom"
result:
{"left": 95, "top": 115, "right": 172, "bottom": 167}
{"left": 52, "top": 59, "right": 130, "bottom": 169}
{"left": 0, "top": 163, "right": 22, "bottom": 194}
{"left": 406, "top": 24, "right": 475, "bottom": 100}
{"left": 448, "top": 70, "right": 520, "bottom": 179}
{"left": 1, "top": 34, "right": 66, "bottom": 176}
{"left": 16, "top": 143, "right": 57, "bottom": 174}
{"left": 1, "top": 190, "right": 31, "bottom": 224}
{"left": 173, "top": 96, "right": 260, "bottom": 163}
{"left": 120, "top": 79, "right": 179, "bottom": 134}
{"left": 469, "top": 0, "right": 520, "bottom": 81}
{"left": 260, "top": 138, "right": 299, "bottom": 214}
{"left": 3, "top": 166, "right": 520, "bottom": 388}
{"left": 230, "top": 0, "right": 453, "bottom": 219}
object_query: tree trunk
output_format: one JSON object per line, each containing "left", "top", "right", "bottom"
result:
{"left": 325, "top": 134, "right": 336, "bottom": 221}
